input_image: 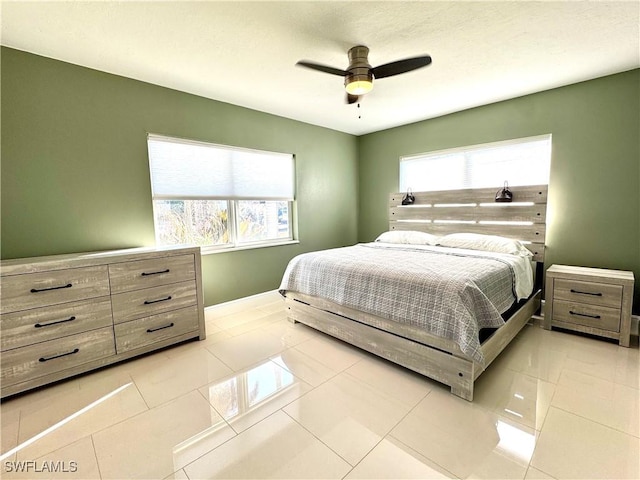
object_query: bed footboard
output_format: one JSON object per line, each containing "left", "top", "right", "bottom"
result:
{"left": 285, "top": 295, "right": 477, "bottom": 400}
{"left": 284, "top": 290, "right": 541, "bottom": 401}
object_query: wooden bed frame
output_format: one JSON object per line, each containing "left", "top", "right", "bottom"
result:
{"left": 284, "top": 185, "right": 548, "bottom": 401}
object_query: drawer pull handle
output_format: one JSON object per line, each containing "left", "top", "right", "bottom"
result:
{"left": 570, "top": 289, "right": 602, "bottom": 297}
{"left": 30, "top": 283, "right": 72, "bottom": 293}
{"left": 34, "top": 316, "right": 76, "bottom": 328}
{"left": 141, "top": 269, "right": 170, "bottom": 277}
{"left": 39, "top": 348, "right": 80, "bottom": 362}
{"left": 569, "top": 310, "right": 601, "bottom": 320}
{"left": 147, "top": 322, "right": 175, "bottom": 333}
{"left": 144, "top": 296, "right": 172, "bottom": 305}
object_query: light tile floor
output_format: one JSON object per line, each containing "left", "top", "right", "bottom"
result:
{"left": 1, "top": 291, "right": 638, "bottom": 479}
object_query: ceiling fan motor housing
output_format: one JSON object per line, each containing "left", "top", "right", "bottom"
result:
{"left": 345, "top": 46, "right": 374, "bottom": 94}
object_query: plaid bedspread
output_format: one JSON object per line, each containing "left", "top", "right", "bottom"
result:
{"left": 279, "top": 243, "right": 518, "bottom": 365}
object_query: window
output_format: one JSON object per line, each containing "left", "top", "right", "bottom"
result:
{"left": 399, "top": 135, "right": 551, "bottom": 192}
{"left": 147, "top": 134, "right": 295, "bottom": 252}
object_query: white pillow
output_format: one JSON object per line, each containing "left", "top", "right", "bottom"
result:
{"left": 375, "top": 230, "right": 439, "bottom": 246}
{"left": 437, "top": 233, "right": 532, "bottom": 257}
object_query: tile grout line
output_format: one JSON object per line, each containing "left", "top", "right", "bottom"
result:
{"left": 548, "top": 403, "right": 640, "bottom": 439}
{"left": 383, "top": 433, "right": 461, "bottom": 480}
{"left": 279, "top": 408, "right": 355, "bottom": 474}
{"left": 90, "top": 434, "right": 104, "bottom": 480}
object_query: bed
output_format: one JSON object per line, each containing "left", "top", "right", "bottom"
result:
{"left": 280, "top": 185, "right": 547, "bottom": 401}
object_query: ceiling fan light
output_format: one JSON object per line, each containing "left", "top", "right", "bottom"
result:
{"left": 345, "top": 80, "right": 373, "bottom": 95}
{"left": 345, "top": 72, "right": 373, "bottom": 95}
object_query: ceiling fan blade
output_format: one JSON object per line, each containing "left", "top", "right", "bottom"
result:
{"left": 296, "top": 61, "right": 348, "bottom": 76}
{"left": 371, "top": 55, "right": 432, "bottom": 79}
{"left": 346, "top": 93, "right": 360, "bottom": 104}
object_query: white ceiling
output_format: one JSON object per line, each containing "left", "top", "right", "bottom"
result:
{"left": 1, "top": 1, "right": 639, "bottom": 136}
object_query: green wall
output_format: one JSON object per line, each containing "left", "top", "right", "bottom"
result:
{"left": 1, "top": 47, "right": 358, "bottom": 305}
{"left": 358, "top": 69, "right": 640, "bottom": 311}
{"left": 2, "top": 47, "right": 639, "bottom": 311}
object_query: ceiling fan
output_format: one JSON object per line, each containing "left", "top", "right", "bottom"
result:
{"left": 296, "top": 45, "right": 432, "bottom": 104}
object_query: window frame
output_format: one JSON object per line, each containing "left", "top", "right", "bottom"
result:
{"left": 228, "top": 199, "right": 296, "bottom": 250}
{"left": 147, "top": 134, "right": 297, "bottom": 254}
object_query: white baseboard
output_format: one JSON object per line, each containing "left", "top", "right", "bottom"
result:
{"left": 205, "top": 289, "right": 279, "bottom": 311}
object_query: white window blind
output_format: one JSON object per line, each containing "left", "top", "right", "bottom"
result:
{"left": 399, "top": 135, "right": 551, "bottom": 192}
{"left": 148, "top": 134, "right": 295, "bottom": 200}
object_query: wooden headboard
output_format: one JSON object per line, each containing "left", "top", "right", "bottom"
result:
{"left": 389, "top": 184, "right": 548, "bottom": 262}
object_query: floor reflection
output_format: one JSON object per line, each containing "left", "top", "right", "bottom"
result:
{"left": 202, "top": 358, "right": 297, "bottom": 422}
{"left": 0, "top": 382, "right": 133, "bottom": 462}
{"left": 495, "top": 419, "right": 536, "bottom": 464}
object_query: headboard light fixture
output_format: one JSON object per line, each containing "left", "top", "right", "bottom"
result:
{"left": 495, "top": 181, "right": 513, "bottom": 203}
{"left": 401, "top": 188, "right": 415, "bottom": 205}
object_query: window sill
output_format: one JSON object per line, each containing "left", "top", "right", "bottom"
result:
{"left": 201, "top": 240, "right": 300, "bottom": 255}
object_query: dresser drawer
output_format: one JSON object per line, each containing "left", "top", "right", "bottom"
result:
{"left": 0, "top": 327, "right": 116, "bottom": 387}
{"left": 552, "top": 300, "right": 621, "bottom": 332}
{"left": 111, "top": 280, "right": 197, "bottom": 324}
{"left": 108, "top": 254, "right": 195, "bottom": 294}
{"left": 553, "top": 279, "right": 622, "bottom": 309}
{"left": 114, "top": 306, "right": 199, "bottom": 354}
{"left": 0, "top": 297, "right": 113, "bottom": 351}
{"left": 0, "top": 266, "right": 110, "bottom": 314}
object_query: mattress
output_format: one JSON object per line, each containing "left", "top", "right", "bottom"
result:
{"left": 279, "top": 242, "right": 533, "bottom": 365}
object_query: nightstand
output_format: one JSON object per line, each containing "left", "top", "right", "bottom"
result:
{"left": 544, "top": 265, "right": 634, "bottom": 346}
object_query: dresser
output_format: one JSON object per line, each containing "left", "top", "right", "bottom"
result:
{"left": 0, "top": 246, "right": 205, "bottom": 398}
{"left": 544, "top": 264, "right": 634, "bottom": 346}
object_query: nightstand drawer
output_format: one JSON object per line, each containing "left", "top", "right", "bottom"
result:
{"left": 111, "top": 280, "right": 197, "bottom": 324}
{"left": 108, "top": 254, "right": 195, "bottom": 294}
{"left": 0, "top": 266, "right": 110, "bottom": 314}
{"left": 552, "top": 300, "right": 621, "bottom": 332}
{"left": 0, "top": 327, "right": 116, "bottom": 387}
{"left": 114, "top": 306, "right": 199, "bottom": 354}
{"left": 554, "top": 279, "right": 622, "bottom": 308}
{"left": 0, "top": 297, "right": 113, "bottom": 351}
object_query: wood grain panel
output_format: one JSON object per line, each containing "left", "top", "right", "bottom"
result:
{"left": 1, "top": 327, "right": 116, "bottom": 387}
{"left": 114, "top": 306, "right": 199, "bottom": 354}
{"left": 108, "top": 254, "right": 195, "bottom": 294}
{"left": 0, "top": 297, "right": 113, "bottom": 351}
{"left": 286, "top": 291, "right": 462, "bottom": 355}
{"left": 389, "top": 184, "right": 548, "bottom": 206}
{"left": 286, "top": 297, "right": 475, "bottom": 399}
{"left": 553, "top": 279, "right": 622, "bottom": 308}
{"left": 552, "top": 300, "right": 621, "bottom": 332}
{"left": 1, "top": 266, "right": 110, "bottom": 314}
{"left": 110, "top": 280, "right": 197, "bottom": 324}
{"left": 479, "top": 290, "right": 541, "bottom": 375}
{"left": 390, "top": 204, "right": 546, "bottom": 223}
